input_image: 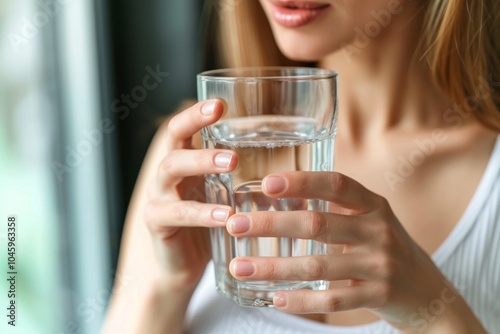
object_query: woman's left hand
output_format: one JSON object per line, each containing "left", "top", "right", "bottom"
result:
{"left": 227, "top": 172, "right": 485, "bottom": 333}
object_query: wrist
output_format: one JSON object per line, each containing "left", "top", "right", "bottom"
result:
{"left": 134, "top": 276, "right": 196, "bottom": 334}
{"left": 399, "top": 290, "right": 486, "bottom": 334}
{"left": 423, "top": 296, "right": 487, "bottom": 334}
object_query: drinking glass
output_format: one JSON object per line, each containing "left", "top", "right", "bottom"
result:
{"left": 198, "top": 67, "right": 338, "bottom": 307}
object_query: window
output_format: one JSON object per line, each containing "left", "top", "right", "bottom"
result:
{"left": 1, "top": 1, "right": 204, "bottom": 332}
{"left": 1, "top": 1, "right": 112, "bottom": 333}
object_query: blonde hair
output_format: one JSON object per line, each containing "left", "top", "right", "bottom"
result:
{"left": 205, "top": 0, "right": 500, "bottom": 131}
{"left": 203, "top": 0, "right": 310, "bottom": 67}
{"left": 421, "top": 0, "right": 500, "bottom": 130}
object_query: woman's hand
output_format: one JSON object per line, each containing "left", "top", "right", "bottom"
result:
{"left": 227, "top": 172, "right": 486, "bottom": 333}
{"left": 103, "top": 99, "right": 237, "bottom": 334}
{"left": 144, "top": 99, "right": 237, "bottom": 291}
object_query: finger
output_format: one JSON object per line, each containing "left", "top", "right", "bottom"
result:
{"left": 227, "top": 211, "right": 369, "bottom": 244}
{"left": 273, "top": 287, "right": 368, "bottom": 314}
{"left": 229, "top": 254, "right": 368, "bottom": 281}
{"left": 263, "top": 172, "right": 383, "bottom": 213}
{"left": 158, "top": 149, "right": 238, "bottom": 191}
{"left": 166, "top": 99, "right": 225, "bottom": 150}
{"left": 144, "top": 199, "right": 233, "bottom": 234}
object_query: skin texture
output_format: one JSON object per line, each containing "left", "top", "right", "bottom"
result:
{"left": 102, "top": 0, "right": 497, "bottom": 333}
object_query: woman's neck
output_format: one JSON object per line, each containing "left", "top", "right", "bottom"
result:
{"left": 318, "top": 0, "right": 453, "bottom": 144}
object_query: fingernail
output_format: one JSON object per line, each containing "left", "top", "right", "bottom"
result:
{"left": 274, "top": 293, "right": 286, "bottom": 307}
{"left": 212, "top": 208, "right": 229, "bottom": 223}
{"left": 201, "top": 101, "right": 216, "bottom": 115}
{"left": 229, "top": 216, "right": 250, "bottom": 234}
{"left": 264, "top": 176, "right": 287, "bottom": 194}
{"left": 233, "top": 261, "right": 254, "bottom": 276}
{"left": 214, "top": 152, "right": 233, "bottom": 168}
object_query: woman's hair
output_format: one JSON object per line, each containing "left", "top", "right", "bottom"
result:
{"left": 421, "top": 0, "right": 500, "bottom": 130}
{"left": 203, "top": 0, "right": 306, "bottom": 68}
{"left": 205, "top": 0, "right": 500, "bottom": 131}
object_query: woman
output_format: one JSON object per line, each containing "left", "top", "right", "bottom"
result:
{"left": 103, "top": 0, "right": 500, "bottom": 333}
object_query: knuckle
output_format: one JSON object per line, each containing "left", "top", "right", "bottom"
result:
{"left": 171, "top": 202, "right": 194, "bottom": 222}
{"left": 166, "top": 114, "right": 183, "bottom": 137}
{"left": 297, "top": 175, "right": 310, "bottom": 193}
{"left": 325, "top": 295, "right": 344, "bottom": 312}
{"left": 375, "top": 253, "right": 399, "bottom": 281}
{"left": 379, "top": 284, "right": 392, "bottom": 306}
{"left": 261, "top": 261, "right": 279, "bottom": 279}
{"left": 371, "top": 282, "right": 393, "bottom": 308}
{"left": 384, "top": 257, "right": 399, "bottom": 279}
{"left": 285, "top": 172, "right": 308, "bottom": 195}
{"left": 196, "top": 151, "right": 213, "bottom": 169}
{"left": 370, "top": 219, "right": 395, "bottom": 249}
{"left": 378, "top": 196, "right": 390, "bottom": 211}
{"left": 304, "top": 257, "right": 326, "bottom": 280}
{"left": 143, "top": 199, "right": 183, "bottom": 241}
{"left": 381, "top": 230, "right": 398, "bottom": 252}
{"left": 294, "top": 297, "right": 307, "bottom": 313}
{"left": 258, "top": 213, "right": 275, "bottom": 235}
{"left": 160, "top": 153, "right": 176, "bottom": 174}
{"left": 376, "top": 197, "right": 393, "bottom": 218}
{"left": 307, "top": 212, "right": 327, "bottom": 240}
{"left": 329, "top": 172, "right": 348, "bottom": 197}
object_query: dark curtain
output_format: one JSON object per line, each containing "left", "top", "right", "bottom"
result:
{"left": 103, "top": 0, "right": 207, "bottom": 269}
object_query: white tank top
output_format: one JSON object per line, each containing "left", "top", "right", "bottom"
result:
{"left": 185, "top": 136, "right": 500, "bottom": 334}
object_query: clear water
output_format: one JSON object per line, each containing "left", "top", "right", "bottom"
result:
{"left": 203, "top": 116, "right": 334, "bottom": 306}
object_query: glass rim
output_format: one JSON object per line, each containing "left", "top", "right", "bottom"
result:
{"left": 198, "top": 66, "right": 338, "bottom": 81}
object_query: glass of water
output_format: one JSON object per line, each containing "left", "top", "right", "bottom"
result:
{"left": 198, "top": 67, "right": 338, "bottom": 307}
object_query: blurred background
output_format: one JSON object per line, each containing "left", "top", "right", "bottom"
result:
{"left": 0, "top": 0, "right": 212, "bottom": 333}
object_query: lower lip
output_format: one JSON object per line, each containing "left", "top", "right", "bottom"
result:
{"left": 270, "top": 3, "right": 330, "bottom": 28}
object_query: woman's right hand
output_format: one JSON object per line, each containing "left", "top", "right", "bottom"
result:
{"left": 144, "top": 99, "right": 237, "bottom": 291}
{"left": 102, "top": 100, "right": 236, "bottom": 334}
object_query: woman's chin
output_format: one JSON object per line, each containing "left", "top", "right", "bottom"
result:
{"left": 275, "top": 39, "right": 339, "bottom": 63}
{"left": 281, "top": 49, "right": 320, "bottom": 62}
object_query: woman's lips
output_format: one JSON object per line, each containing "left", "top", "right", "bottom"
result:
{"left": 269, "top": 1, "right": 331, "bottom": 28}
